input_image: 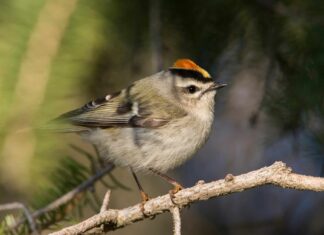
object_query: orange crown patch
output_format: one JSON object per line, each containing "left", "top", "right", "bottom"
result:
{"left": 171, "top": 59, "right": 211, "bottom": 79}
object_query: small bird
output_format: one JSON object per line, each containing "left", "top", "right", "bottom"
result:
{"left": 55, "top": 59, "right": 226, "bottom": 203}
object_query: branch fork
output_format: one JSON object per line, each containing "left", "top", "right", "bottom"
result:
{"left": 47, "top": 161, "right": 324, "bottom": 234}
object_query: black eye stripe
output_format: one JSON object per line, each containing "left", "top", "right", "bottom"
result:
{"left": 169, "top": 68, "right": 213, "bottom": 83}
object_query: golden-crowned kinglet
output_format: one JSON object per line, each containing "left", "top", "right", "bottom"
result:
{"left": 56, "top": 59, "right": 226, "bottom": 200}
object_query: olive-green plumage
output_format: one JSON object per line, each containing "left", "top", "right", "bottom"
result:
{"left": 56, "top": 59, "right": 226, "bottom": 173}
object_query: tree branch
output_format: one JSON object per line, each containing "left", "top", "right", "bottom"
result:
{"left": 0, "top": 202, "right": 38, "bottom": 234}
{"left": 50, "top": 161, "right": 324, "bottom": 235}
{"left": 170, "top": 206, "right": 181, "bottom": 235}
{"left": 100, "top": 190, "right": 111, "bottom": 213}
{"left": 7, "top": 163, "right": 114, "bottom": 233}
{"left": 33, "top": 164, "right": 115, "bottom": 218}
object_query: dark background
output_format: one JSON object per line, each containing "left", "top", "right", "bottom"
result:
{"left": 0, "top": 0, "right": 323, "bottom": 234}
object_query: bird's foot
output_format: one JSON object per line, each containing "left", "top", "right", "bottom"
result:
{"left": 168, "top": 183, "right": 183, "bottom": 206}
{"left": 140, "top": 191, "right": 150, "bottom": 203}
{"left": 140, "top": 191, "right": 149, "bottom": 215}
{"left": 139, "top": 192, "right": 155, "bottom": 219}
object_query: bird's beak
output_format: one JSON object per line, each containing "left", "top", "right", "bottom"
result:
{"left": 205, "top": 82, "right": 227, "bottom": 93}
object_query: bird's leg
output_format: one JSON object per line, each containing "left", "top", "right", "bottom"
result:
{"left": 130, "top": 168, "right": 150, "bottom": 215}
{"left": 149, "top": 168, "right": 183, "bottom": 202}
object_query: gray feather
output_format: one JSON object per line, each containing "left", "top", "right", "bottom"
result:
{"left": 54, "top": 81, "right": 186, "bottom": 130}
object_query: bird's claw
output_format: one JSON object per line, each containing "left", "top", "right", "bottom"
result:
{"left": 140, "top": 191, "right": 150, "bottom": 202}
{"left": 169, "top": 183, "right": 183, "bottom": 206}
{"left": 139, "top": 192, "right": 155, "bottom": 219}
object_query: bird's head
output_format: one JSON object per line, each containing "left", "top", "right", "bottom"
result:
{"left": 161, "top": 59, "right": 226, "bottom": 115}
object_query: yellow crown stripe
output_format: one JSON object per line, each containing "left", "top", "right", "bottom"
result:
{"left": 172, "top": 59, "right": 211, "bottom": 79}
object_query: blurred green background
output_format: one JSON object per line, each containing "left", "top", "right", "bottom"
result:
{"left": 0, "top": 0, "right": 323, "bottom": 234}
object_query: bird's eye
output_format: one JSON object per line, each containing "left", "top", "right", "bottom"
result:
{"left": 186, "top": 85, "right": 198, "bottom": 94}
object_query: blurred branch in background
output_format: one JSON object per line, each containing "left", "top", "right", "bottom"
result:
{"left": 0, "top": 146, "right": 119, "bottom": 235}
{"left": 0, "top": 202, "right": 38, "bottom": 235}
{"left": 149, "top": 0, "right": 162, "bottom": 72}
{"left": 0, "top": 0, "right": 78, "bottom": 191}
{"left": 51, "top": 161, "right": 324, "bottom": 235}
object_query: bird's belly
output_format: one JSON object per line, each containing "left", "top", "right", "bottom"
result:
{"left": 84, "top": 119, "right": 211, "bottom": 173}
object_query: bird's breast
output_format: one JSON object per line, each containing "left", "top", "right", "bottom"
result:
{"left": 84, "top": 115, "right": 213, "bottom": 173}
{"left": 135, "top": 115, "right": 213, "bottom": 172}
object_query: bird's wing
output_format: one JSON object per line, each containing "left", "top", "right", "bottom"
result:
{"left": 55, "top": 83, "right": 186, "bottom": 129}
